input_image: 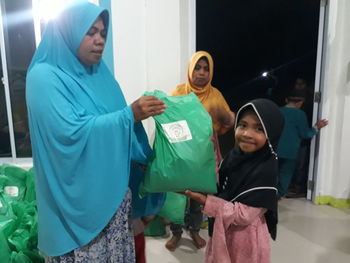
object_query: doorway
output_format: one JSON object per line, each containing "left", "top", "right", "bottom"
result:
{"left": 196, "top": 0, "right": 324, "bottom": 199}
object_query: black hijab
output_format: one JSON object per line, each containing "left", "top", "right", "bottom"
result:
{"left": 209, "top": 99, "right": 284, "bottom": 240}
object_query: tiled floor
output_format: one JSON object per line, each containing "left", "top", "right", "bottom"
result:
{"left": 146, "top": 198, "right": 350, "bottom": 263}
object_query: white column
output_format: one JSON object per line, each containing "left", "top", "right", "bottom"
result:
{"left": 315, "top": 0, "right": 350, "bottom": 205}
{"left": 110, "top": 0, "right": 194, "bottom": 140}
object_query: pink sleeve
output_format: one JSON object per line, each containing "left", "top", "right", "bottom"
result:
{"left": 203, "top": 195, "right": 267, "bottom": 229}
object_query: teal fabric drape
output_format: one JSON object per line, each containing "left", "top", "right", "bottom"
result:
{"left": 26, "top": 1, "right": 150, "bottom": 256}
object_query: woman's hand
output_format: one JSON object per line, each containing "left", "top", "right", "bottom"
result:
{"left": 180, "top": 190, "right": 207, "bottom": 205}
{"left": 131, "top": 96, "right": 166, "bottom": 122}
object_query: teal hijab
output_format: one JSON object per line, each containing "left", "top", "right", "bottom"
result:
{"left": 26, "top": 1, "right": 151, "bottom": 256}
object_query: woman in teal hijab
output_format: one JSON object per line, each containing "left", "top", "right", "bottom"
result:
{"left": 26, "top": 1, "right": 165, "bottom": 261}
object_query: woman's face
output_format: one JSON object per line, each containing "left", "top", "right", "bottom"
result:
{"left": 191, "top": 58, "right": 210, "bottom": 88}
{"left": 235, "top": 111, "right": 267, "bottom": 153}
{"left": 78, "top": 17, "right": 107, "bottom": 66}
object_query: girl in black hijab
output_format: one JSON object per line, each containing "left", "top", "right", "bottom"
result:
{"left": 183, "top": 98, "right": 284, "bottom": 263}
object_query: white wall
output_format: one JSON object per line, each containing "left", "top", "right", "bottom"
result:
{"left": 111, "top": 0, "right": 195, "bottom": 102}
{"left": 315, "top": 0, "right": 350, "bottom": 203}
{"left": 110, "top": 0, "right": 195, "bottom": 138}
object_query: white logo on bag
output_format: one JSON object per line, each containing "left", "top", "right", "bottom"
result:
{"left": 0, "top": 200, "right": 3, "bottom": 208}
{"left": 4, "top": 186, "right": 19, "bottom": 197}
{"left": 161, "top": 120, "right": 192, "bottom": 143}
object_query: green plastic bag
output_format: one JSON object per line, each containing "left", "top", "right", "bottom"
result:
{"left": 10, "top": 251, "right": 32, "bottom": 263}
{"left": 9, "top": 201, "right": 38, "bottom": 252}
{"left": 139, "top": 90, "right": 217, "bottom": 195}
{"left": 144, "top": 216, "right": 166, "bottom": 237}
{"left": 0, "top": 165, "right": 27, "bottom": 203}
{"left": 24, "top": 169, "right": 36, "bottom": 203}
{"left": 158, "top": 192, "right": 186, "bottom": 225}
{"left": 0, "top": 194, "right": 11, "bottom": 216}
{"left": 22, "top": 250, "right": 45, "bottom": 263}
{"left": 0, "top": 230, "right": 11, "bottom": 263}
{"left": 0, "top": 215, "right": 17, "bottom": 241}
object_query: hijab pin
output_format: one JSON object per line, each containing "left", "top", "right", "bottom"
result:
{"left": 268, "top": 142, "right": 278, "bottom": 160}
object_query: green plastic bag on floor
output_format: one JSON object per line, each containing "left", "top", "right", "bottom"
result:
{"left": 0, "top": 194, "right": 11, "bottom": 216}
{"left": 0, "top": 164, "right": 43, "bottom": 263}
{"left": 24, "top": 169, "right": 36, "bottom": 203}
{"left": 0, "top": 230, "right": 11, "bottom": 263}
{"left": 8, "top": 201, "right": 38, "bottom": 252}
{"left": 0, "top": 214, "right": 17, "bottom": 240}
{"left": 158, "top": 192, "right": 186, "bottom": 225}
{"left": 139, "top": 90, "right": 217, "bottom": 195}
{"left": 0, "top": 165, "right": 27, "bottom": 202}
{"left": 144, "top": 216, "right": 166, "bottom": 237}
{"left": 10, "top": 251, "right": 32, "bottom": 263}
{"left": 21, "top": 250, "right": 44, "bottom": 263}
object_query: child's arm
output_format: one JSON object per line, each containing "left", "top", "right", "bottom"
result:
{"left": 210, "top": 89, "right": 235, "bottom": 135}
{"left": 297, "top": 111, "right": 328, "bottom": 139}
{"left": 183, "top": 190, "right": 266, "bottom": 230}
{"left": 211, "top": 108, "right": 235, "bottom": 131}
{"left": 181, "top": 190, "right": 207, "bottom": 205}
{"left": 314, "top": 119, "right": 328, "bottom": 131}
{"left": 204, "top": 195, "right": 266, "bottom": 230}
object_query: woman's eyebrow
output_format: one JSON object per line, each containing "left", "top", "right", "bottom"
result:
{"left": 90, "top": 25, "right": 104, "bottom": 31}
{"left": 87, "top": 27, "right": 97, "bottom": 33}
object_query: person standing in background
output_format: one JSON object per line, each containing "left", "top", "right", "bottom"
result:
{"left": 277, "top": 89, "right": 328, "bottom": 199}
{"left": 167, "top": 51, "right": 235, "bottom": 251}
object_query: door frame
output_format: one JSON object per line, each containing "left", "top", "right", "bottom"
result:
{"left": 307, "top": 0, "right": 328, "bottom": 200}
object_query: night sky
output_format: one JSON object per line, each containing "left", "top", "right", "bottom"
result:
{"left": 197, "top": 0, "right": 320, "bottom": 111}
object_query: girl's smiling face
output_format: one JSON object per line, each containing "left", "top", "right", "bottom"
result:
{"left": 235, "top": 110, "right": 267, "bottom": 153}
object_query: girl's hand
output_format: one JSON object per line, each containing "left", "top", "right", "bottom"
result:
{"left": 181, "top": 190, "right": 207, "bottom": 205}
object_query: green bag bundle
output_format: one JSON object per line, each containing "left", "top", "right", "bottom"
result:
{"left": 0, "top": 164, "right": 43, "bottom": 263}
{"left": 158, "top": 192, "right": 186, "bottom": 225}
{"left": 139, "top": 90, "right": 217, "bottom": 195}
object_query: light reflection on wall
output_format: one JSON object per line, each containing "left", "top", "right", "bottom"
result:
{"left": 31, "top": 0, "right": 100, "bottom": 46}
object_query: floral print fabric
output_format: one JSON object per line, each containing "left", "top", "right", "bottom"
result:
{"left": 45, "top": 189, "right": 135, "bottom": 263}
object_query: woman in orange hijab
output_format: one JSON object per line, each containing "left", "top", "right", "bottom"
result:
{"left": 166, "top": 51, "right": 235, "bottom": 251}
{"left": 171, "top": 51, "right": 234, "bottom": 134}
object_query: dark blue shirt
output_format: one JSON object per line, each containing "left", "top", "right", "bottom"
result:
{"left": 277, "top": 106, "right": 317, "bottom": 159}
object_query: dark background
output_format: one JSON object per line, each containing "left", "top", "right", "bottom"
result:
{"left": 196, "top": 0, "right": 320, "bottom": 112}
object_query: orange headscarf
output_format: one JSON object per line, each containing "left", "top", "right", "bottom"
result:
{"left": 171, "top": 51, "right": 234, "bottom": 135}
